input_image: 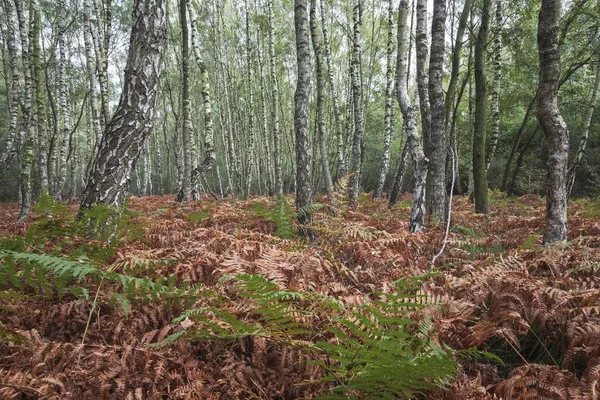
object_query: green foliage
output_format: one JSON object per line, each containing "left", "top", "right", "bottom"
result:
{"left": 0, "top": 250, "right": 202, "bottom": 308}
{"left": 316, "top": 278, "right": 457, "bottom": 399}
{"left": 186, "top": 211, "right": 210, "bottom": 222}
{"left": 162, "top": 273, "right": 457, "bottom": 398}
{"left": 252, "top": 196, "right": 297, "bottom": 239}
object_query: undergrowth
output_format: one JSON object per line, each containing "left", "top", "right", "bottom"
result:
{"left": 0, "top": 193, "right": 599, "bottom": 398}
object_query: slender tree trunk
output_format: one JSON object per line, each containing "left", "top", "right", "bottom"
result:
{"left": 54, "top": 0, "right": 72, "bottom": 200}
{"left": 32, "top": 0, "right": 48, "bottom": 193}
{"left": 268, "top": 0, "right": 283, "bottom": 195}
{"left": 428, "top": 0, "right": 448, "bottom": 222}
{"left": 501, "top": 93, "right": 537, "bottom": 190}
{"left": 374, "top": 0, "right": 396, "bottom": 200}
{"left": 349, "top": 0, "right": 364, "bottom": 207}
{"left": 188, "top": 0, "right": 216, "bottom": 190}
{"left": 294, "top": 0, "right": 313, "bottom": 229}
{"left": 445, "top": 0, "right": 472, "bottom": 195}
{"left": 83, "top": 0, "right": 103, "bottom": 145}
{"left": 567, "top": 57, "right": 600, "bottom": 197}
{"left": 395, "top": 0, "right": 429, "bottom": 233}
{"left": 1, "top": 0, "right": 21, "bottom": 169}
{"left": 91, "top": 0, "right": 110, "bottom": 127}
{"left": 15, "top": 0, "right": 34, "bottom": 220}
{"left": 486, "top": 0, "right": 502, "bottom": 171}
{"left": 177, "top": 0, "right": 192, "bottom": 202}
{"left": 80, "top": 0, "right": 166, "bottom": 211}
{"left": 415, "top": 0, "right": 431, "bottom": 152}
{"left": 538, "top": 0, "right": 569, "bottom": 244}
{"left": 388, "top": 139, "right": 409, "bottom": 208}
{"left": 256, "top": 36, "right": 274, "bottom": 195}
{"left": 320, "top": 0, "right": 346, "bottom": 178}
{"left": 244, "top": 0, "right": 256, "bottom": 199}
{"left": 473, "top": 0, "right": 490, "bottom": 214}
{"left": 309, "top": 0, "right": 334, "bottom": 205}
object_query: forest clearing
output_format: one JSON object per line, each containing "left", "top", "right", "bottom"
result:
{"left": 1, "top": 192, "right": 600, "bottom": 398}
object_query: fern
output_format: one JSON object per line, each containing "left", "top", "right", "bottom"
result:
{"left": 252, "top": 196, "right": 298, "bottom": 239}
{"left": 315, "top": 277, "right": 457, "bottom": 399}
{"left": 0, "top": 250, "right": 203, "bottom": 308}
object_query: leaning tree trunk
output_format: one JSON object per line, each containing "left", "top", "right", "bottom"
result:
{"left": 373, "top": 0, "right": 396, "bottom": 200}
{"left": 538, "top": 0, "right": 569, "bottom": 244}
{"left": 427, "top": 0, "right": 448, "bottom": 223}
{"left": 567, "top": 56, "right": 600, "bottom": 197}
{"left": 486, "top": 0, "right": 502, "bottom": 172}
{"left": 320, "top": 0, "right": 346, "bottom": 178}
{"left": 473, "top": 0, "right": 490, "bottom": 214}
{"left": 294, "top": 0, "right": 313, "bottom": 229}
{"left": 80, "top": 0, "right": 166, "bottom": 211}
{"left": 310, "top": 0, "right": 335, "bottom": 205}
{"left": 395, "top": 0, "right": 429, "bottom": 233}
{"left": 349, "top": 0, "right": 364, "bottom": 207}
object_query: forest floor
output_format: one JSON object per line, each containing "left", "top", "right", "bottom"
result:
{"left": 1, "top": 191, "right": 600, "bottom": 399}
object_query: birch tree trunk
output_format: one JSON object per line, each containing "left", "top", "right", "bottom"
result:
{"left": 244, "top": 0, "right": 256, "bottom": 199}
{"left": 473, "top": 0, "right": 490, "bottom": 214}
{"left": 486, "top": 0, "right": 502, "bottom": 171}
{"left": 267, "top": 0, "right": 283, "bottom": 195}
{"left": 15, "top": 0, "right": 34, "bottom": 220}
{"left": 320, "top": 0, "right": 345, "bottom": 178}
{"left": 427, "top": 0, "right": 448, "bottom": 223}
{"left": 294, "top": 0, "right": 313, "bottom": 229}
{"left": 54, "top": 0, "right": 72, "bottom": 200}
{"left": 538, "top": 0, "right": 569, "bottom": 244}
{"left": 373, "top": 0, "right": 395, "bottom": 200}
{"left": 415, "top": 0, "right": 431, "bottom": 151}
{"left": 396, "top": 0, "right": 428, "bottom": 233}
{"left": 309, "top": 0, "right": 334, "bottom": 205}
{"left": 83, "top": 0, "right": 103, "bottom": 145}
{"left": 80, "top": 0, "right": 166, "bottom": 211}
{"left": 1, "top": 0, "right": 21, "bottom": 169}
{"left": 177, "top": 0, "right": 192, "bottom": 202}
{"left": 32, "top": 0, "right": 48, "bottom": 193}
{"left": 188, "top": 0, "right": 216, "bottom": 190}
{"left": 349, "top": 0, "right": 364, "bottom": 207}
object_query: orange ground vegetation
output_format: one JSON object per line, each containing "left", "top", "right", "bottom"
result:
{"left": 1, "top": 193, "right": 600, "bottom": 399}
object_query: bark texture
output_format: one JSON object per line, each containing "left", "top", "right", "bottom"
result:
{"left": 349, "top": 0, "right": 364, "bottom": 207}
{"left": 374, "top": 0, "right": 396, "bottom": 199}
{"left": 538, "top": 0, "right": 569, "bottom": 244}
{"left": 80, "top": 0, "right": 166, "bottom": 211}
{"left": 310, "top": 0, "right": 334, "bottom": 204}
{"left": 486, "top": 0, "right": 502, "bottom": 171}
{"left": 473, "top": 0, "right": 490, "bottom": 214}
{"left": 395, "top": 0, "right": 429, "bottom": 233}
{"left": 294, "top": 0, "right": 313, "bottom": 227}
{"left": 427, "top": 0, "right": 448, "bottom": 223}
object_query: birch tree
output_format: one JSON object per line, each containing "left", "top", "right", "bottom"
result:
{"left": 395, "top": 0, "right": 428, "bottom": 232}
{"left": 80, "top": 0, "right": 167, "bottom": 211}
{"left": 473, "top": 0, "right": 490, "bottom": 214}
{"left": 309, "top": 0, "right": 334, "bottom": 205}
{"left": 294, "top": 0, "right": 313, "bottom": 229}
{"left": 373, "top": 0, "right": 396, "bottom": 200}
{"left": 538, "top": 0, "right": 569, "bottom": 244}
{"left": 349, "top": 0, "right": 364, "bottom": 207}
